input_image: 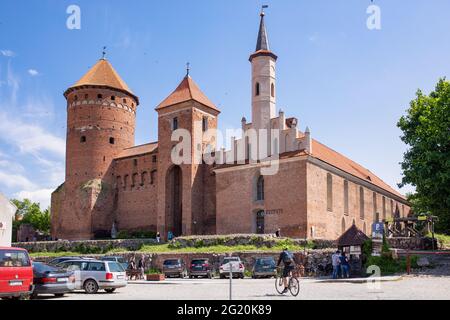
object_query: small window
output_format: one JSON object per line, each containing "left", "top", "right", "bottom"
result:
{"left": 327, "top": 173, "right": 333, "bottom": 212}
{"left": 133, "top": 159, "right": 138, "bottom": 166}
{"left": 111, "top": 96, "right": 115, "bottom": 100}
{"left": 152, "top": 155, "right": 157, "bottom": 163}
{"left": 256, "top": 176, "right": 264, "bottom": 201}
{"left": 150, "top": 170, "right": 157, "bottom": 185}
{"left": 255, "top": 82, "right": 260, "bottom": 96}
{"left": 344, "top": 180, "right": 349, "bottom": 214}
{"left": 172, "top": 117, "right": 178, "bottom": 131}
{"left": 360, "top": 187, "right": 365, "bottom": 219}
{"left": 271, "top": 83, "right": 275, "bottom": 98}
{"left": 123, "top": 98, "right": 127, "bottom": 104}
{"left": 74, "top": 95, "right": 78, "bottom": 101}
{"left": 109, "top": 137, "right": 115, "bottom": 144}
{"left": 202, "top": 117, "right": 208, "bottom": 132}
{"left": 97, "top": 94, "right": 103, "bottom": 99}
{"left": 80, "top": 136, "right": 86, "bottom": 143}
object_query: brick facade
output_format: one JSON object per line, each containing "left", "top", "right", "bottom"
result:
{"left": 51, "top": 13, "right": 410, "bottom": 241}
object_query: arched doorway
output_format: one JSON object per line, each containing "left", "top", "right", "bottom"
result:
{"left": 166, "top": 165, "right": 182, "bottom": 237}
{"left": 256, "top": 210, "right": 265, "bottom": 234}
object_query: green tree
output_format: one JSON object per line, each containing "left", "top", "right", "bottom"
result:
{"left": 11, "top": 199, "right": 51, "bottom": 235}
{"left": 397, "top": 78, "right": 450, "bottom": 233}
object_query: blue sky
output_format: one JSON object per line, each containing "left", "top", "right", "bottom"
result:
{"left": 1, "top": 0, "right": 450, "bottom": 209}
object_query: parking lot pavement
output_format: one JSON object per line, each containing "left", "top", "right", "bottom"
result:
{"left": 38, "top": 276, "right": 450, "bottom": 300}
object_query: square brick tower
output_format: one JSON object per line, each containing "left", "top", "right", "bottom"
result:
{"left": 155, "top": 73, "right": 220, "bottom": 238}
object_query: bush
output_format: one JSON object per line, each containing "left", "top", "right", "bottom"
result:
{"left": 145, "top": 268, "right": 162, "bottom": 275}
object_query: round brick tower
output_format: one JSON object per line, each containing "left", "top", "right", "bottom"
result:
{"left": 56, "top": 58, "right": 139, "bottom": 239}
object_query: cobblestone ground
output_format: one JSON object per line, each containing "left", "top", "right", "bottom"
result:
{"left": 37, "top": 275, "right": 450, "bottom": 300}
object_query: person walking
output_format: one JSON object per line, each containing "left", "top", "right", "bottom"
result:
{"left": 138, "top": 255, "right": 145, "bottom": 280}
{"left": 331, "top": 250, "right": 341, "bottom": 279}
{"left": 275, "top": 228, "right": 281, "bottom": 238}
{"left": 340, "top": 252, "right": 350, "bottom": 278}
{"left": 167, "top": 230, "right": 174, "bottom": 241}
{"left": 156, "top": 232, "right": 161, "bottom": 243}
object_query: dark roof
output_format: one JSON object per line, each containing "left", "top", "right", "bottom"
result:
{"left": 256, "top": 13, "right": 269, "bottom": 51}
{"left": 336, "top": 224, "right": 369, "bottom": 247}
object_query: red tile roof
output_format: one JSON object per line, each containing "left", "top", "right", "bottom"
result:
{"left": 115, "top": 142, "right": 158, "bottom": 160}
{"left": 65, "top": 59, "right": 138, "bottom": 103}
{"left": 311, "top": 139, "right": 405, "bottom": 199}
{"left": 156, "top": 76, "right": 219, "bottom": 112}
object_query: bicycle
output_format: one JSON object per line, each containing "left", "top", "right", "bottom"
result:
{"left": 275, "top": 265, "right": 300, "bottom": 296}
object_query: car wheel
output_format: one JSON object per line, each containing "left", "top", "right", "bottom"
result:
{"left": 83, "top": 279, "right": 99, "bottom": 294}
{"left": 220, "top": 274, "right": 225, "bottom": 279}
{"left": 240, "top": 273, "right": 244, "bottom": 279}
{"left": 54, "top": 293, "right": 65, "bottom": 298}
{"left": 105, "top": 289, "right": 116, "bottom": 293}
{"left": 189, "top": 275, "right": 193, "bottom": 279}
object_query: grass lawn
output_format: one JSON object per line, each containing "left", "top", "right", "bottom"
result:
{"left": 432, "top": 233, "right": 450, "bottom": 248}
{"left": 29, "top": 243, "right": 313, "bottom": 258}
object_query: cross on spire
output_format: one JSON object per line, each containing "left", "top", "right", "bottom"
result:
{"left": 101, "top": 46, "right": 107, "bottom": 60}
{"left": 186, "top": 62, "right": 190, "bottom": 77}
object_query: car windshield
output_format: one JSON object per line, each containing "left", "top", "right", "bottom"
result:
{"left": 33, "top": 262, "right": 60, "bottom": 273}
{"left": 0, "top": 250, "right": 31, "bottom": 267}
{"left": 256, "top": 258, "right": 275, "bottom": 266}
{"left": 164, "top": 260, "right": 180, "bottom": 266}
{"left": 191, "top": 260, "right": 207, "bottom": 265}
{"left": 108, "top": 262, "right": 125, "bottom": 272}
{"left": 222, "top": 258, "right": 239, "bottom": 264}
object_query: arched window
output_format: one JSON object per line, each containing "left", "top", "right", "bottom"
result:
{"left": 271, "top": 83, "right": 275, "bottom": 97}
{"left": 109, "top": 137, "right": 115, "bottom": 144}
{"left": 382, "top": 196, "right": 386, "bottom": 220}
{"left": 150, "top": 170, "right": 157, "bottom": 185}
{"left": 80, "top": 136, "right": 86, "bottom": 143}
{"left": 116, "top": 176, "right": 121, "bottom": 189}
{"left": 141, "top": 171, "right": 148, "bottom": 186}
{"left": 327, "top": 173, "right": 333, "bottom": 212}
{"left": 256, "top": 176, "right": 264, "bottom": 201}
{"left": 202, "top": 117, "right": 208, "bottom": 132}
{"left": 123, "top": 175, "right": 129, "bottom": 190}
{"left": 344, "top": 180, "right": 349, "bottom": 215}
{"left": 255, "top": 82, "right": 260, "bottom": 96}
{"left": 360, "top": 187, "right": 365, "bottom": 219}
{"left": 132, "top": 173, "right": 138, "bottom": 187}
{"left": 373, "top": 192, "right": 377, "bottom": 220}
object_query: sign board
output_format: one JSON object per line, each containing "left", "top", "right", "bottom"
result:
{"left": 372, "top": 222, "right": 384, "bottom": 240}
{"left": 418, "top": 216, "right": 427, "bottom": 221}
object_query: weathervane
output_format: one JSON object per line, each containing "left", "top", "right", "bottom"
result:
{"left": 102, "top": 46, "right": 107, "bottom": 60}
{"left": 186, "top": 62, "right": 190, "bottom": 76}
{"left": 261, "top": 4, "right": 269, "bottom": 16}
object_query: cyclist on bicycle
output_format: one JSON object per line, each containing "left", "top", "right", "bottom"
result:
{"left": 277, "top": 247, "right": 295, "bottom": 294}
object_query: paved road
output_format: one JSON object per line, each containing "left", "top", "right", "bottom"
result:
{"left": 37, "top": 275, "right": 450, "bottom": 300}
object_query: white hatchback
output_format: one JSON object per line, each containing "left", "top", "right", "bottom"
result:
{"left": 57, "top": 260, "right": 127, "bottom": 294}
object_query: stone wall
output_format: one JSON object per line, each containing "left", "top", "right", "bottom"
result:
{"left": 13, "top": 238, "right": 157, "bottom": 253}
{"left": 33, "top": 249, "right": 335, "bottom": 277}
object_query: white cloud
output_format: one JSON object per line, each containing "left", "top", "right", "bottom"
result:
{"left": 28, "top": 69, "right": 39, "bottom": 76}
{"left": 13, "top": 188, "right": 53, "bottom": 209}
{"left": 0, "top": 50, "right": 15, "bottom": 57}
{"left": 0, "top": 170, "right": 36, "bottom": 190}
{"left": 0, "top": 112, "right": 65, "bottom": 158}
{"left": 0, "top": 159, "right": 25, "bottom": 173}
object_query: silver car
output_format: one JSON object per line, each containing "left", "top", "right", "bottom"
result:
{"left": 56, "top": 259, "right": 127, "bottom": 294}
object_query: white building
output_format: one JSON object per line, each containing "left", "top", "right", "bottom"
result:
{"left": 0, "top": 193, "right": 16, "bottom": 247}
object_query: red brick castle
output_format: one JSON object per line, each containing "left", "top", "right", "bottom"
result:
{"left": 51, "top": 11, "right": 410, "bottom": 240}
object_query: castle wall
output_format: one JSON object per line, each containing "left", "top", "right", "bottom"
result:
{"left": 113, "top": 152, "right": 158, "bottom": 233}
{"left": 306, "top": 161, "right": 411, "bottom": 240}
{"left": 215, "top": 157, "right": 308, "bottom": 238}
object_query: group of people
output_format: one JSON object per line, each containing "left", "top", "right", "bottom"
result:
{"left": 128, "top": 255, "right": 146, "bottom": 280}
{"left": 331, "top": 250, "right": 350, "bottom": 279}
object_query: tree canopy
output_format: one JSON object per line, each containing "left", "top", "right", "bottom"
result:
{"left": 11, "top": 199, "right": 51, "bottom": 235}
{"left": 397, "top": 78, "right": 450, "bottom": 233}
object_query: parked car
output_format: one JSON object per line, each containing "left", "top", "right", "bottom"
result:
{"left": 252, "top": 257, "right": 277, "bottom": 278}
{"left": 31, "top": 262, "right": 75, "bottom": 298}
{"left": 163, "top": 258, "right": 187, "bottom": 278}
{"left": 0, "top": 247, "right": 34, "bottom": 300}
{"left": 56, "top": 259, "right": 127, "bottom": 294}
{"left": 100, "top": 256, "right": 129, "bottom": 270}
{"left": 219, "top": 257, "right": 245, "bottom": 279}
{"left": 48, "top": 256, "right": 94, "bottom": 266}
{"left": 189, "top": 258, "right": 213, "bottom": 279}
